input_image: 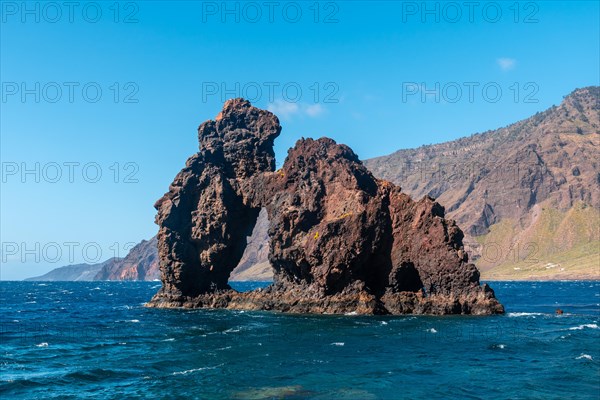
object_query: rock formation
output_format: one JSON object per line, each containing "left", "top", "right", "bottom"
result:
{"left": 364, "top": 86, "right": 600, "bottom": 278}
{"left": 152, "top": 99, "right": 280, "bottom": 297}
{"left": 147, "top": 99, "right": 503, "bottom": 315}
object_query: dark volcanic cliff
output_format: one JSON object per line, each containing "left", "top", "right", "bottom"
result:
{"left": 147, "top": 99, "right": 503, "bottom": 315}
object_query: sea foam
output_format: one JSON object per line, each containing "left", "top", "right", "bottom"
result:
{"left": 568, "top": 324, "right": 599, "bottom": 331}
{"left": 507, "top": 312, "right": 543, "bottom": 317}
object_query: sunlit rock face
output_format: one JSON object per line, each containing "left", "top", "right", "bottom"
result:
{"left": 147, "top": 99, "right": 503, "bottom": 315}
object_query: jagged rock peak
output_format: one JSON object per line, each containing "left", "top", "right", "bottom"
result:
{"left": 197, "top": 98, "right": 281, "bottom": 178}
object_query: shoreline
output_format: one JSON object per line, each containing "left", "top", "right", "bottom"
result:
{"left": 6, "top": 277, "right": 600, "bottom": 283}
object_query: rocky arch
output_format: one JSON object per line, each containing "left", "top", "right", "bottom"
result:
{"left": 227, "top": 208, "right": 273, "bottom": 283}
{"left": 152, "top": 99, "right": 279, "bottom": 298}
{"left": 148, "top": 99, "right": 504, "bottom": 315}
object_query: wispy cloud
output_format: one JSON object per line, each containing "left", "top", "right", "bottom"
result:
{"left": 267, "top": 100, "right": 326, "bottom": 120}
{"left": 497, "top": 58, "right": 517, "bottom": 71}
{"left": 305, "top": 104, "right": 324, "bottom": 117}
{"left": 267, "top": 100, "right": 299, "bottom": 119}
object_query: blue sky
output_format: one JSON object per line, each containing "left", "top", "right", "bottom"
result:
{"left": 1, "top": 1, "right": 599, "bottom": 279}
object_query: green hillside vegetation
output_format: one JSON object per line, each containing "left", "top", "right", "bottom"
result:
{"left": 476, "top": 202, "right": 599, "bottom": 280}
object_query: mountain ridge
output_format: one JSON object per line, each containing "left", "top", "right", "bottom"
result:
{"left": 364, "top": 86, "right": 599, "bottom": 279}
{"left": 24, "top": 258, "right": 120, "bottom": 282}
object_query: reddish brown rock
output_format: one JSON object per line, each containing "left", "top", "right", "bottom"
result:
{"left": 151, "top": 99, "right": 280, "bottom": 301}
{"left": 383, "top": 190, "right": 503, "bottom": 314}
{"left": 147, "top": 99, "right": 503, "bottom": 315}
{"left": 250, "top": 138, "right": 392, "bottom": 293}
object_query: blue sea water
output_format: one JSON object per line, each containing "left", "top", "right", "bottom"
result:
{"left": 1, "top": 281, "right": 599, "bottom": 399}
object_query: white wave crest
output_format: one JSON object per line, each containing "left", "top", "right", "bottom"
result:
{"left": 172, "top": 364, "right": 222, "bottom": 376}
{"left": 569, "top": 324, "right": 599, "bottom": 331}
{"left": 507, "top": 312, "right": 543, "bottom": 317}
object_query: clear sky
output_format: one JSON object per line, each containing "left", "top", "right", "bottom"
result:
{"left": 1, "top": 1, "right": 599, "bottom": 280}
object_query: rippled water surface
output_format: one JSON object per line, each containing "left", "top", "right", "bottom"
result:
{"left": 1, "top": 281, "right": 599, "bottom": 399}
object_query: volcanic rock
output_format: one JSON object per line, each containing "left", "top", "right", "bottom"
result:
{"left": 147, "top": 99, "right": 503, "bottom": 315}
{"left": 152, "top": 99, "right": 280, "bottom": 299}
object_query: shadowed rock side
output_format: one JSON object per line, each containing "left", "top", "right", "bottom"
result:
{"left": 151, "top": 99, "right": 281, "bottom": 299}
{"left": 147, "top": 99, "right": 503, "bottom": 315}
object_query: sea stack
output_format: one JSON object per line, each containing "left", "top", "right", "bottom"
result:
{"left": 147, "top": 99, "right": 504, "bottom": 315}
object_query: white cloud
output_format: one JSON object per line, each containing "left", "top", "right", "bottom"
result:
{"left": 305, "top": 104, "right": 324, "bottom": 117}
{"left": 267, "top": 100, "right": 325, "bottom": 119}
{"left": 497, "top": 58, "right": 517, "bottom": 71}
{"left": 267, "top": 100, "right": 299, "bottom": 119}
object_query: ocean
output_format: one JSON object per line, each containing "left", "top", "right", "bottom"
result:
{"left": 1, "top": 281, "right": 598, "bottom": 399}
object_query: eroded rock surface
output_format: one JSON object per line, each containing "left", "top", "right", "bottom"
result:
{"left": 152, "top": 99, "right": 280, "bottom": 300}
{"left": 147, "top": 99, "right": 503, "bottom": 315}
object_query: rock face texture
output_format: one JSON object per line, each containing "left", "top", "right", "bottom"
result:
{"left": 147, "top": 99, "right": 503, "bottom": 315}
{"left": 364, "top": 87, "right": 599, "bottom": 278}
{"left": 152, "top": 99, "right": 281, "bottom": 298}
